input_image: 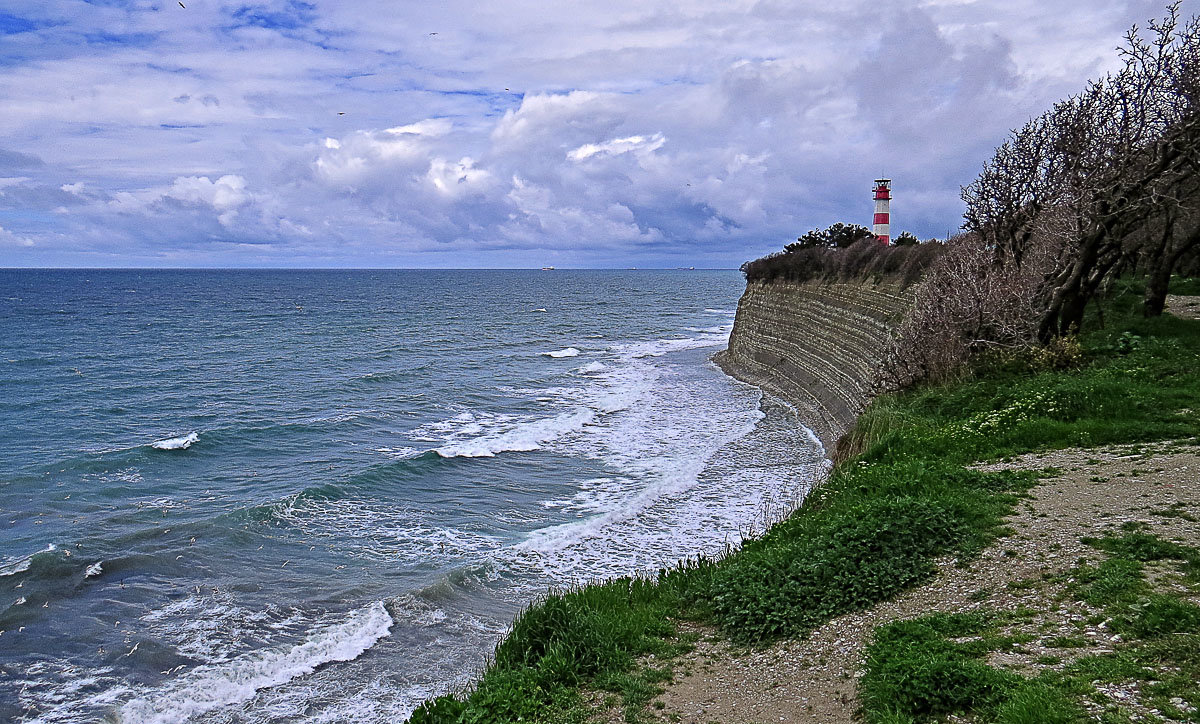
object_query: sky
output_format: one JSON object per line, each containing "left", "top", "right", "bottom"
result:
{"left": 0, "top": 0, "right": 1181, "bottom": 268}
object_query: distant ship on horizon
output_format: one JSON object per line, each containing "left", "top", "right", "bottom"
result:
{"left": 540, "top": 266, "right": 555, "bottom": 270}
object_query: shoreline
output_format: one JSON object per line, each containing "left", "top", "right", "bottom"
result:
{"left": 590, "top": 292, "right": 1200, "bottom": 723}
{"left": 630, "top": 439, "right": 1200, "bottom": 723}
{"left": 408, "top": 285, "right": 1200, "bottom": 723}
{"left": 712, "top": 348, "right": 843, "bottom": 456}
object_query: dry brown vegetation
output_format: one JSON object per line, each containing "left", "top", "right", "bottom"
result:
{"left": 739, "top": 238, "right": 942, "bottom": 287}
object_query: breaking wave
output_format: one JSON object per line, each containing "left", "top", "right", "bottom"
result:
{"left": 151, "top": 432, "right": 198, "bottom": 450}
{"left": 434, "top": 408, "right": 594, "bottom": 458}
{"left": 0, "top": 544, "right": 56, "bottom": 578}
{"left": 117, "top": 601, "right": 393, "bottom": 724}
{"left": 576, "top": 361, "right": 607, "bottom": 375}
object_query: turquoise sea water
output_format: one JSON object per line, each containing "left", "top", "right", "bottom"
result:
{"left": 0, "top": 269, "right": 824, "bottom": 723}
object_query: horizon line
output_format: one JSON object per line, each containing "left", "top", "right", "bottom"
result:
{"left": 0, "top": 266, "right": 741, "bottom": 272}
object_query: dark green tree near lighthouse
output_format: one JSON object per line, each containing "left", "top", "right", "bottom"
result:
{"left": 787, "top": 222, "right": 876, "bottom": 251}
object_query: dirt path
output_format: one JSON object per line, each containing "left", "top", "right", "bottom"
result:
{"left": 609, "top": 299, "right": 1200, "bottom": 723}
{"left": 628, "top": 443, "right": 1200, "bottom": 723}
{"left": 1167, "top": 294, "right": 1200, "bottom": 320}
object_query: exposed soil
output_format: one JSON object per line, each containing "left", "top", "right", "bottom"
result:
{"left": 627, "top": 441, "right": 1200, "bottom": 723}
{"left": 588, "top": 298, "right": 1200, "bottom": 724}
{"left": 1166, "top": 295, "right": 1200, "bottom": 321}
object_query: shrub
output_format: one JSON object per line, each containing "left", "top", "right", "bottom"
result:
{"left": 708, "top": 462, "right": 1017, "bottom": 641}
{"left": 881, "top": 233, "right": 1051, "bottom": 389}
{"left": 739, "top": 238, "right": 943, "bottom": 287}
{"left": 861, "top": 614, "right": 1019, "bottom": 721}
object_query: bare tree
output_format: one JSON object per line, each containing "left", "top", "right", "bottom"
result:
{"left": 882, "top": 233, "right": 1051, "bottom": 388}
{"left": 962, "top": 4, "right": 1200, "bottom": 337}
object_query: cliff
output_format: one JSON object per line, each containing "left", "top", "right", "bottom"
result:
{"left": 714, "top": 278, "right": 916, "bottom": 451}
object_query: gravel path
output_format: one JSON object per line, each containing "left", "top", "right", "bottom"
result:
{"left": 635, "top": 441, "right": 1200, "bottom": 723}
{"left": 604, "top": 298, "right": 1200, "bottom": 723}
{"left": 1167, "top": 294, "right": 1200, "bottom": 320}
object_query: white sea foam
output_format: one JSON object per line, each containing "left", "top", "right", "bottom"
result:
{"left": 575, "top": 361, "right": 607, "bottom": 375}
{"left": 151, "top": 432, "right": 198, "bottom": 450}
{"left": 8, "top": 661, "right": 130, "bottom": 724}
{"left": 611, "top": 326, "right": 731, "bottom": 359}
{"left": 272, "top": 497, "right": 502, "bottom": 564}
{"left": 502, "top": 356, "right": 826, "bottom": 585}
{"left": 435, "top": 408, "right": 594, "bottom": 458}
{"left": 427, "top": 321, "right": 817, "bottom": 585}
{"left": 201, "top": 597, "right": 508, "bottom": 724}
{"left": 408, "top": 410, "right": 507, "bottom": 443}
{"left": 799, "top": 422, "right": 824, "bottom": 452}
{"left": 0, "top": 558, "right": 32, "bottom": 577}
{"left": 85, "top": 561, "right": 103, "bottom": 578}
{"left": 139, "top": 592, "right": 306, "bottom": 665}
{"left": 542, "top": 347, "right": 580, "bottom": 358}
{"left": 117, "top": 601, "right": 393, "bottom": 724}
{"left": 374, "top": 446, "right": 422, "bottom": 459}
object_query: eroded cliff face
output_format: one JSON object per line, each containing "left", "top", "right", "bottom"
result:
{"left": 714, "top": 278, "right": 916, "bottom": 453}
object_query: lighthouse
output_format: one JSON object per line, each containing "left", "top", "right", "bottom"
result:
{"left": 872, "top": 178, "right": 891, "bottom": 245}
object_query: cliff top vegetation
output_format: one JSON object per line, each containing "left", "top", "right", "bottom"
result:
{"left": 960, "top": 2, "right": 1199, "bottom": 338}
{"left": 745, "top": 2, "right": 1200, "bottom": 389}
{"left": 739, "top": 223, "right": 943, "bottom": 287}
{"left": 408, "top": 270, "right": 1200, "bottom": 724}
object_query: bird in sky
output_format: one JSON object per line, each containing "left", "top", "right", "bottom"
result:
{"left": 178, "top": 1, "right": 185, "bottom": 7}
{"left": 337, "top": 112, "right": 345, "bottom": 116}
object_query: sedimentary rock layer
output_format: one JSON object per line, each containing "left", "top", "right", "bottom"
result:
{"left": 714, "top": 278, "right": 915, "bottom": 452}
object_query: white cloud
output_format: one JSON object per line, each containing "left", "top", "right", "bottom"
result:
{"left": 567, "top": 134, "right": 666, "bottom": 161}
{"left": 385, "top": 119, "right": 453, "bottom": 137}
{"left": 0, "top": 0, "right": 1172, "bottom": 266}
{"left": 166, "top": 175, "right": 249, "bottom": 211}
{"left": 426, "top": 157, "right": 495, "bottom": 196}
{"left": 0, "top": 225, "right": 35, "bottom": 247}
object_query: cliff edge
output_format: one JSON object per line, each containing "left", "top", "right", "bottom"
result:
{"left": 714, "top": 278, "right": 916, "bottom": 451}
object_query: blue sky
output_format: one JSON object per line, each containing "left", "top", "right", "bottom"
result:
{"left": 0, "top": 0, "right": 1174, "bottom": 267}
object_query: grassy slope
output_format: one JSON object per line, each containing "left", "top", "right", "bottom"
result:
{"left": 860, "top": 529, "right": 1200, "bottom": 724}
{"left": 409, "top": 281, "right": 1200, "bottom": 724}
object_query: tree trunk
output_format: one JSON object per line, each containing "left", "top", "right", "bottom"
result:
{"left": 1144, "top": 263, "right": 1173, "bottom": 316}
{"left": 1145, "top": 215, "right": 1200, "bottom": 316}
{"left": 1057, "top": 290, "right": 1090, "bottom": 335}
{"left": 1038, "top": 231, "right": 1125, "bottom": 339}
{"left": 1038, "top": 239, "right": 1096, "bottom": 341}
{"left": 1142, "top": 211, "right": 1177, "bottom": 317}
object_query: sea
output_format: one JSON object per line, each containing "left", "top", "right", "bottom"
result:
{"left": 0, "top": 269, "right": 826, "bottom": 723}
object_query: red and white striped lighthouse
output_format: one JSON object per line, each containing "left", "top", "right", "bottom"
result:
{"left": 872, "top": 178, "right": 891, "bottom": 245}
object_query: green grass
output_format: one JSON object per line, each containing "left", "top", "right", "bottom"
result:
{"left": 857, "top": 530, "right": 1200, "bottom": 724}
{"left": 707, "top": 462, "right": 1025, "bottom": 642}
{"left": 1083, "top": 531, "right": 1200, "bottom": 581}
{"left": 409, "top": 279, "right": 1200, "bottom": 723}
{"left": 860, "top": 613, "right": 1082, "bottom": 724}
{"left": 860, "top": 613, "right": 1016, "bottom": 719}
{"left": 1168, "top": 275, "right": 1200, "bottom": 296}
